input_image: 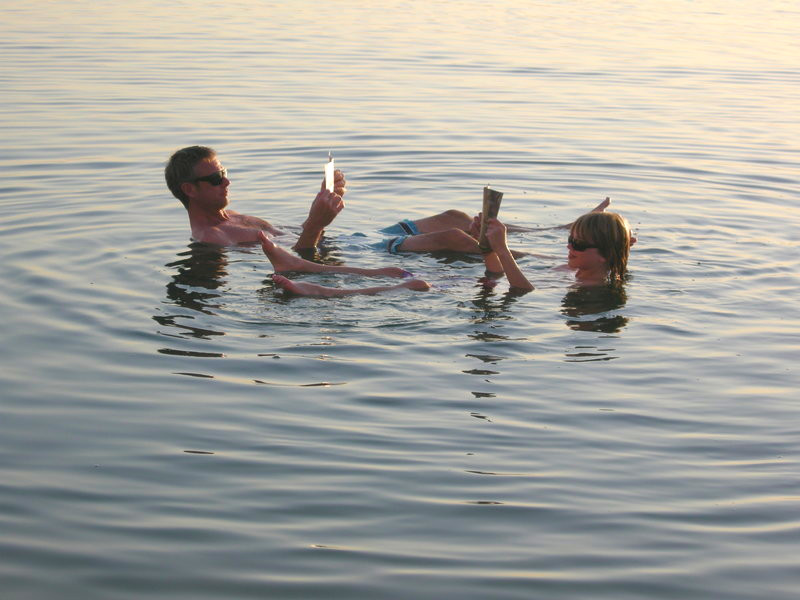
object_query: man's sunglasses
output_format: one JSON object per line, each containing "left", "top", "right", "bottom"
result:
{"left": 568, "top": 234, "right": 597, "bottom": 252}
{"left": 192, "top": 169, "right": 227, "bottom": 186}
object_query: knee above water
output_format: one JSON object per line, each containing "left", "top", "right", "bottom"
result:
{"left": 442, "top": 209, "right": 471, "bottom": 221}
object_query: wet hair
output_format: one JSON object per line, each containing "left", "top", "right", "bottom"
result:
{"left": 570, "top": 211, "right": 631, "bottom": 283}
{"left": 165, "top": 146, "right": 216, "bottom": 209}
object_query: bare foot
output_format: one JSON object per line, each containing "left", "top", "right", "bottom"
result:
{"left": 402, "top": 279, "right": 431, "bottom": 291}
{"left": 272, "top": 274, "right": 343, "bottom": 297}
{"left": 259, "top": 231, "right": 312, "bottom": 271}
{"left": 376, "top": 266, "right": 414, "bottom": 278}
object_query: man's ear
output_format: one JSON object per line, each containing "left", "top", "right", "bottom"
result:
{"left": 180, "top": 181, "right": 195, "bottom": 199}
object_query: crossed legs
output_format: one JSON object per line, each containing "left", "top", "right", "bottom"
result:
{"left": 393, "top": 197, "right": 613, "bottom": 252}
{"left": 260, "top": 231, "right": 430, "bottom": 296}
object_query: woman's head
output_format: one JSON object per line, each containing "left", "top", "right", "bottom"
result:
{"left": 568, "top": 211, "right": 632, "bottom": 283}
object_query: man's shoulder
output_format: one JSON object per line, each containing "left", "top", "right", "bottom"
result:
{"left": 229, "top": 212, "right": 271, "bottom": 227}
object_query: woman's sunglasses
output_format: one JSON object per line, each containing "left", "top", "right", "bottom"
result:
{"left": 192, "top": 168, "right": 227, "bottom": 186}
{"left": 568, "top": 235, "right": 597, "bottom": 252}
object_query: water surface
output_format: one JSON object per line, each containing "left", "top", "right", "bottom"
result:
{"left": 1, "top": 1, "right": 799, "bottom": 598}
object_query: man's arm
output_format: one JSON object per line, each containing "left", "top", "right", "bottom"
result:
{"left": 293, "top": 169, "right": 346, "bottom": 249}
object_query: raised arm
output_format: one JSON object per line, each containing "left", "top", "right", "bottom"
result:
{"left": 293, "top": 169, "right": 347, "bottom": 250}
{"left": 484, "top": 218, "right": 534, "bottom": 292}
{"left": 505, "top": 197, "right": 613, "bottom": 232}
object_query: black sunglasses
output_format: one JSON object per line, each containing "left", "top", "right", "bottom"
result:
{"left": 568, "top": 234, "right": 597, "bottom": 252}
{"left": 192, "top": 168, "right": 227, "bottom": 186}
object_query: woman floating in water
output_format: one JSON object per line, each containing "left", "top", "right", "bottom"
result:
{"left": 267, "top": 199, "right": 634, "bottom": 297}
{"left": 480, "top": 203, "right": 634, "bottom": 291}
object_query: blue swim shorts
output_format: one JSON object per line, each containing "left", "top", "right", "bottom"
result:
{"left": 384, "top": 235, "right": 408, "bottom": 254}
{"left": 379, "top": 219, "right": 420, "bottom": 237}
{"left": 380, "top": 219, "right": 420, "bottom": 254}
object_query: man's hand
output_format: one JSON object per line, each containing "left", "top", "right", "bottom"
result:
{"left": 306, "top": 189, "right": 344, "bottom": 230}
{"left": 320, "top": 169, "right": 347, "bottom": 197}
{"left": 294, "top": 188, "right": 344, "bottom": 249}
{"left": 295, "top": 169, "right": 346, "bottom": 250}
{"left": 469, "top": 213, "right": 482, "bottom": 239}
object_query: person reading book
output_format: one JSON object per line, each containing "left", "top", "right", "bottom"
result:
{"left": 478, "top": 208, "right": 634, "bottom": 291}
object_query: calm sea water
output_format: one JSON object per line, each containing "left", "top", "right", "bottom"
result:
{"left": 1, "top": 1, "right": 799, "bottom": 598}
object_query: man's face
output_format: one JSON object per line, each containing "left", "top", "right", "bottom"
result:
{"left": 186, "top": 156, "right": 230, "bottom": 211}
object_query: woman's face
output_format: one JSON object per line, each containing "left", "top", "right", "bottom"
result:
{"left": 567, "top": 231, "right": 607, "bottom": 272}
